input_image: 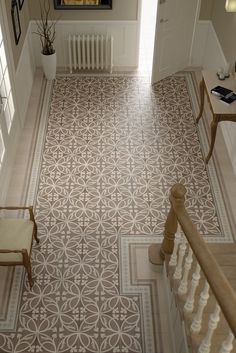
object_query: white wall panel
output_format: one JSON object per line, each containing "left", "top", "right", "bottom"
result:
{"left": 190, "top": 20, "right": 209, "bottom": 67}
{"left": 30, "top": 20, "right": 140, "bottom": 71}
{"left": 202, "top": 22, "right": 228, "bottom": 70}
{"left": 191, "top": 20, "right": 227, "bottom": 70}
{"left": 15, "top": 25, "right": 36, "bottom": 127}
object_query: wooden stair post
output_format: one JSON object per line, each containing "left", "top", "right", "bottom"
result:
{"left": 149, "top": 183, "right": 186, "bottom": 265}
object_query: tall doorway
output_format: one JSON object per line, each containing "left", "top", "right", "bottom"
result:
{"left": 138, "top": 0, "right": 158, "bottom": 77}
{"left": 151, "top": 0, "right": 199, "bottom": 83}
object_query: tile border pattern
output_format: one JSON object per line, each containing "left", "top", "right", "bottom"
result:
{"left": 184, "top": 72, "right": 233, "bottom": 242}
{"left": 120, "top": 236, "right": 163, "bottom": 353}
{"left": 0, "top": 268, "right": 23, "bottom": 330}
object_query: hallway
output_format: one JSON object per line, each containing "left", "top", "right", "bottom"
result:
{"left": 0, "top": 70, "right": 234, "bottom": 352}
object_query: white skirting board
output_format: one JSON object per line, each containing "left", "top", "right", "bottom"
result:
{"left": 191, "top": 20, "right": 236, "bottom": 176}
{"left": 30, "top": 20, "right": 140, "bottom": 71}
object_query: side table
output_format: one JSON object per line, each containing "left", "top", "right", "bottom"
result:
{"left": 196, "top": 70, "right": 236, "bottom": 163}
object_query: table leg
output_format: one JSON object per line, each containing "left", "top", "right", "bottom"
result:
{"left": 205, "top": 115, "right": 218, "bottom": 163}
{"left": 196, "top": 79, "right": 204, "bottom": 123}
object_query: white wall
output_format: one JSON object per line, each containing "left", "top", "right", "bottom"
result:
{"left": 211, "top": 1, "right": 236, "bottom": 67}
{"left": 15, "top": 25, "right": 36, "bottom": 127}
{"left": 191, "top": 20, "right": 236, "bottom": 176}
{"left": 30, "top": 20, "right": 140, "bottom": 71}
{"left": 29, "top": 0, "right": 139, "bottom": 22}
{"left": 191, "top": 20, "right": 228, "bottom": 69}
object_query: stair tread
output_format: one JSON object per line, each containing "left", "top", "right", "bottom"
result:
{"left": 220, "top": 266, "right": 236, "bottom": 280}
{"left": 214, "top": 253, "right": 236, "bottom": 266}
{"left": 208, "top": 243, "right": 236, "bottom": 254}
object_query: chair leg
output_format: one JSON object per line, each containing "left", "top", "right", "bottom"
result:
{"left": 22, "top": 249, "right": 34, "bottom": 288}
{"left": 33, "top": 223, "right": 39, "bottom": 244}
{"left": 29, "top": 206, "right": 39, "bottom": 243}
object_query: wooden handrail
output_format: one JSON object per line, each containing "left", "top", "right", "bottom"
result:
{"left": 160, "top": 183, "right": 236, "bottom": 337}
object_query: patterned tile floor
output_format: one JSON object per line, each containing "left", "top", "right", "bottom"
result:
{"left": 0, "top": 74, "right": 233, "bottom": 353}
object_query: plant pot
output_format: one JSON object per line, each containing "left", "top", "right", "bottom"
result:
{"left": 41, "top": 52, "right": 57, "bottom": 80}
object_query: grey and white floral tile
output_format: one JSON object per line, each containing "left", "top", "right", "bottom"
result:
{"left": 0, "top": 74, "right": 233, "bottom": 353}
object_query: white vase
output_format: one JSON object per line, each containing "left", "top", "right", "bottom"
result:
{"left": 41, "top": 52, "right": 57, "bottom": 80}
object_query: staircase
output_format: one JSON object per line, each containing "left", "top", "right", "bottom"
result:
{"left": 166, "top": 244, "right": 236, "bottom": 353}
{"left": 149, "top": 184, "right": 236, "bottom": 353}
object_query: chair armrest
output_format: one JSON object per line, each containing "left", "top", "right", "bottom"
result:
{"left": 0, "top": 249, "right": 24, "bottom": 253}
{"left": 0, "top": 206, "right": 32, "bottom": 211}
{"left": 0, "top": 206, "right": 36, "bottom": 223}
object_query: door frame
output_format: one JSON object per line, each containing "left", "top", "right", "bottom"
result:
{"left": 188, "top": 0, "right": 202, "bottom": 66}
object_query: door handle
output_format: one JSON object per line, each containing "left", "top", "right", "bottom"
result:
{"left": 160, "top": 18, "right": 169, "bottom": 23}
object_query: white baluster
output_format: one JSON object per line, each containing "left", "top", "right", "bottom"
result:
{"left": 191, "top": 281, "right": 210, "bottom": 333}
{"left": 219, "top": 332, "right": 234, "bottom": 353}
{"left": 198, "top": 304, "right": 221, "bottom": 353}
{"left": 173, "top": 237, "right": 187, "bottom": 280}
{"left": 169, "top": 225, "right": 182, "bottom": 267}
{"left": 184, "top": 263, "right": 201, "bottom": 313}
{"left": 178, "top": 246, "right": 193, "bottom": 295}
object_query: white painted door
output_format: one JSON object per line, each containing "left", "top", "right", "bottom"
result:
{"left": 151, "top": 0, "right": 199, "bottom": 83}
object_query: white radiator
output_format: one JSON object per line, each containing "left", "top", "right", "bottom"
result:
{"left": 68, "top": 34, "right": 113, "bottom": 73}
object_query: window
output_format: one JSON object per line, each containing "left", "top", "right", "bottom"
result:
{"left": 0, "top": 18, "right": 16, "bottom": 172}
{"left": 0, "top": 24, "right": 15, "bottom": 133}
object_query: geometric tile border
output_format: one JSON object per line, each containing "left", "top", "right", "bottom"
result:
{"left": 120, "top": 236, "right": 163, "bottom": 353}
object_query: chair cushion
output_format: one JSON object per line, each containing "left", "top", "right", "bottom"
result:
{"left": 0, "top": 219, "right": 34, "bottom": 263}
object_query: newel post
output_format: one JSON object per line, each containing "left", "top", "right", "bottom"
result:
{"left": 149, "top": 183, "right": 186, "bottom": 265}
{"left": 160, "top": 183, "right": 186, "bottom": 260}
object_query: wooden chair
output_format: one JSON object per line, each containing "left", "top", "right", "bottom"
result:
{"left": 0, "top": 206, "right": 39, "bottom": 288}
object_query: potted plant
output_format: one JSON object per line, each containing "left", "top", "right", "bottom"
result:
{"left": 34, "top": 0, "right": 57, "bottom": 80}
